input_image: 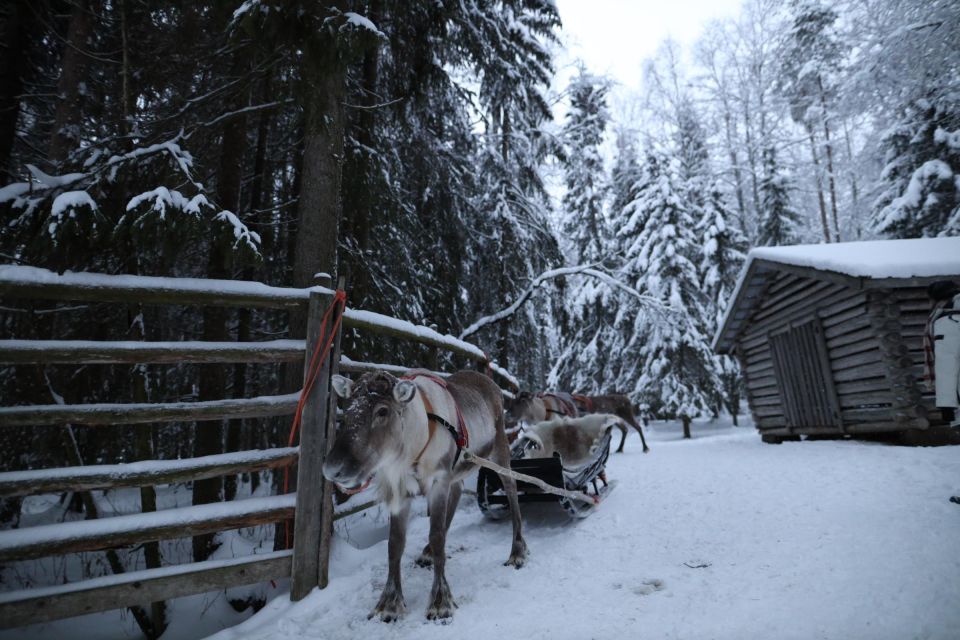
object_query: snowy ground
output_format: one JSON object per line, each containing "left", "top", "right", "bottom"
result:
{"left": 206, "top": 418, "right": 960, "bottom": 640}
{"left": 4, "top": 418, "right": 958, "bottom": 640}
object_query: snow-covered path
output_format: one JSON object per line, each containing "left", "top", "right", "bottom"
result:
{"left": 211, "top": 420, "right": 960, "bottom": 640}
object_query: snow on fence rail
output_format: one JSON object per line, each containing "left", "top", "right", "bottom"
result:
{"left": 0, "top": 265, "right": 517, "bottom": 386}
{"left": 0, "top": 392, "right": 301, "bottom": 427}
{"left": 0, "top": 264, "right": 520, "bottom": 629}
{"left": 0, "top": 550, "right": 293, "bottom": 630}
{"left": 0, "top": 494, "right": 297, "bottom": 563}
{"left": 0, "top": 447, "right": 299, "bottom": 498}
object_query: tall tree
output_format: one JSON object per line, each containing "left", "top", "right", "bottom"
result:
{"left": 619, "top": 149, "right": 722, "bottom": 436}
{"left": 758, "top": 146, "right": 802, "bottom": 246}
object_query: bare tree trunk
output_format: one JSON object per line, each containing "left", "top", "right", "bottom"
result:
{"left": 842, "top": 116, "right": 861, "bottom": 239}
{"left": 723, "top": 110, "right": 748, "bottom": 234}
{"left": 682, "top": 415, "right": 691, "bottom": 439}
{"left": 0, "top": 1, "right": 29, "bottom": 181}
{"left": 806, "top": 126, "right": 831, "bottom": 243}
{"left": 341, "top": 0, "right": 381, "bottom": 310}
{"left": 817, "top": 78, "right": 840, "bottom": 242}
{"left": 194, "top": 55, "right": 249, "bottom": 561}
{"left": 127, "top": 303, "right": 166, "bottom": 632}
{"left": 47, "top": 379, "right": 157, "bottom": 638}
{"left": 48, "top": 0, "right": 95, "bottom": 167}
{"left": 741, "top": 97, "right": 762, "bottom": 221}
{"left": 291, "top": 46, "right": 347, "bottom": 299}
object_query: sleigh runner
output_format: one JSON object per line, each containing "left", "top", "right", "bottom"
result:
{"left": 477, "top": 414, "right": 619, "bottom": 519}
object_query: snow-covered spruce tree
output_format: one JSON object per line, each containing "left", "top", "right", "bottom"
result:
{"left": 872, "top": 95, "right": 960, "bottom": 238}
{"left": 610, "top": 129, "right": 644, "bottom": 223}
{"left": 675, "top": 97, "right": 711, "bottom": 212}
{"left": 601, "top": 146, "right": 657, "bottom": 402}
{"left": 758, "top": 146, "right": 802, "bottom": 246}
{"left": 460, "top": 0, "right": 564, "bottom": 387}
{"left": 552, "top": 68, "right": 614, "bottom": 393}
{"left": 618, "top": 148, "right": 722, "bottom": 437}
{"left": 562, "top": 67, "right": 610, "bottom": 264}
{"left": 699, "top": 186, "right": 747, "bottom": 422}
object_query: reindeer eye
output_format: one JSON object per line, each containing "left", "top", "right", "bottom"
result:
{"left": 374, "top": 406, "right": 390, "bottom": 420}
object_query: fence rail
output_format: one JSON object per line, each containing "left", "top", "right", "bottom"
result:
{"left": 0, "top": 447, "right": 299, "bottom": 498}
{"left": 0, "top": 264, "right": 518, "bottom": 630}
{"left": 0, "top": 551, "right": 294, "bottom": 630}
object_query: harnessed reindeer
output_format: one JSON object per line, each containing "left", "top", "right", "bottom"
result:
{"left": 572, "top": 393, "right": 650, "bottom": 453}
{"left": 323, "top": 370, "right": 526, "bottom": 622}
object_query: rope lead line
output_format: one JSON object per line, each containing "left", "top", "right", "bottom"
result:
{"left": 283, "top": 289, "right": 348, "bottom": 548}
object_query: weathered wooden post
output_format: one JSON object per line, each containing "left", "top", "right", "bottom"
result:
{"left": 317, "top": 276, "right": 345, "bottom": 589}
{"left": 290, "top": 275, "right": 341, "bottom": 600}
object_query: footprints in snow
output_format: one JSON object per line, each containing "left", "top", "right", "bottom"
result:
{"left": 612, "top": 578, "right": 666, "bottom": 596}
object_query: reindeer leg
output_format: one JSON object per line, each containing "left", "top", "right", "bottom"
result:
{"left": 426, "top": 478, "right": 457, "bottom": 620}
{"left": 494, "top": 413, "right": 527, "bottom": 568}
{"left": 369, "top": 499, "right": 410, "bottom": 622}
{"left": 416, "top": 480, "right": 462, "bottom": 567}
{"left": 623, "top": 410, "right": 650, "bottom": 453}
{"left": 615, "top": 422, "right": 628, "bottom": 453}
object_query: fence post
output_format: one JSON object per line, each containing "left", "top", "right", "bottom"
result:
{"left": 317, "top": 276, "right": 345, "bottom": 589}
{"left": 290, "top": 276, "right": 335, "bottom": 601}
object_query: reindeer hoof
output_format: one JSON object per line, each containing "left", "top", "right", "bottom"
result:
{"left": 415, "top": 551, "right": 433, "bottom": 568}
{"left": 504, "top": 540, "right": 528, "bottom": 569}
{"left": 426, "top": 582, "right": 457, "bottom": 620}
{"left": 369, "top": 589, "right": 406, "bottom": 622}
{"left": 643, "top": 447, "right": 650, "bottom": 453}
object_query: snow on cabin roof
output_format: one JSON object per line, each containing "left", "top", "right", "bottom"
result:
{"left": 712, "top": 237, "right": 960, "bottom": 354}
{"left": 747, "top": 237, "right": 960, "bottom": 280}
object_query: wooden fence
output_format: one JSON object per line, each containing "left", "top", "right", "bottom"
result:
{"left": 0, "top": 265, "right": 517, "bottom": 631}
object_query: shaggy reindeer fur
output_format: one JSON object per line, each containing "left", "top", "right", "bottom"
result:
{"left": 323, "top": 370, "right": 526, "bottom": 622}
{"left": 517, "top": 414, "right": 619, "bottom": 466}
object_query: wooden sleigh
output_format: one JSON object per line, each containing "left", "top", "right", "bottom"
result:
{"left": 477, "top": 415, "right": 618, "bottom": 519}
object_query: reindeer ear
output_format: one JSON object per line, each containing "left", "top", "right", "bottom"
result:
{"left": 331, "top": 375, "right": 353, "bottom": 399}
{"left": 393, "top": 380, "right": 417, "bottom": 404}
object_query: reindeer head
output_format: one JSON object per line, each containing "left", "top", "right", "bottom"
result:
{"left": 322, "top": 371, "right": 418, "bottom": 491}
{"left": 504, "top": 391, "right": 541, "bottom": 430}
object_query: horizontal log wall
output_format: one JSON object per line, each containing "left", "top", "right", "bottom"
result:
{"left": 737, "top": 272, "right": 899, "bottom": 433}
{"left": 886, "top": 287, "right": 947, "bottom": 427}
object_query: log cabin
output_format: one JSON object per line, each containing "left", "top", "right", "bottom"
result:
{"left": 713, "top": 238, "right": 960, "bottom": 444}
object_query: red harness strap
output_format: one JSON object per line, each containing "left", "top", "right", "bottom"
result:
{"left": 539, "top": 392, "right": 578, "bottom": 417}
{"left": 572, "top": 393, "right": 594, "bottom": 413}
{"left": 402, "top": 373, "right": 469, "bottom": 466}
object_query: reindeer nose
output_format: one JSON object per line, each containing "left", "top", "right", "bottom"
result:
{"left": 322, "top": 460, "right": 343, "bottom": 482}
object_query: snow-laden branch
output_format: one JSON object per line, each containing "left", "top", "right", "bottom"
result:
{"left": 458, "top": 264, "right": 673, "bottom": 340}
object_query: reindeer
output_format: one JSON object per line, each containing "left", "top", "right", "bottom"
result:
{"left": 323, "top": 370, "right": 527, "bottom": 622}
{"left": 572, "top": 393, "right": 650, "bottom": 453}
{"left": 504, "top": 391, "right": 579, "bottom": 434}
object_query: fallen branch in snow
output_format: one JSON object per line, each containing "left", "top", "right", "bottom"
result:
{"left": 459, "top": 264, "right": 673, "bottom": 340}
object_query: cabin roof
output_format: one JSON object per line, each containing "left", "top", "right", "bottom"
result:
{"left": 712, "top": 238, "right": 960, "bottom": 354}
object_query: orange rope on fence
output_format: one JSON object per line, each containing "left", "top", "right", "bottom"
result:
{"left": 282, "top": 289, "right": 347, "bottom": 548}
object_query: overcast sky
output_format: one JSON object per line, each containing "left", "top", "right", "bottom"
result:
{"left": 552, "top": 0, "right": 744, "bottom": 94}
